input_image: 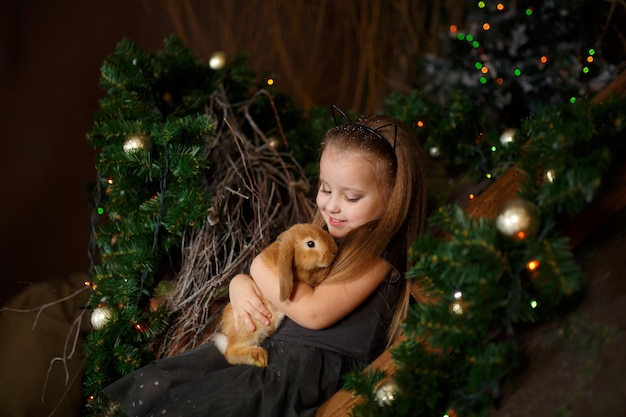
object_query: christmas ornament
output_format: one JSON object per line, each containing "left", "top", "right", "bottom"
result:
{"left": 428, "top": 146, "right": 441, "bottom": 158}
{"left": 449, "top": 290, "right": 468, "bottom": 315}
{"left": 495, "top": 198, "right": 540, "bottom": 241}
{"left": 90, "top": 305, "right": 114, "bottom": 330}
{"left": 544, "top": 169, "right": 556, "bottom": 183}
{"left": 268, "top": 136, "right": 279, "bottom": 149}
{"left": 499, "top": 128, "right": 517, "bottom": 146}
{"left": 374, "top": 381, "right": 399, "bottom": 406}
{"left": 123, "top": 133, "right": 152, "bottom": 153}
{"left": 209, "top": 51, "right": 228, "bottom": 70}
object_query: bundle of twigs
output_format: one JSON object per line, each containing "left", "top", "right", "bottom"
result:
{"left": 153, "top": 90, "right": 315, "bottom": 357}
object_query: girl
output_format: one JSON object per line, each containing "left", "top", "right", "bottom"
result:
{"left": 103, "top": 109, "right": 427, "bottom": 417}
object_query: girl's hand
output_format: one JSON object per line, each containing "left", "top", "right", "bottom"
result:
{"left": 228, "top": 274, "right": 272, "bottom": 332}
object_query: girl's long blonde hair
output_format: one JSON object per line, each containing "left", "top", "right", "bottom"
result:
{"left": 313, "top": 114, "right": 427, "bottom": 345}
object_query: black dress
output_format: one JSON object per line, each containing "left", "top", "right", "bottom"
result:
{"left": 103, "top": 251, "right": 404, "bottom": 417}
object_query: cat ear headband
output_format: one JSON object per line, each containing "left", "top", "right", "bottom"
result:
{"left": 331, "top": 104, "right": 397, "bottom": 152}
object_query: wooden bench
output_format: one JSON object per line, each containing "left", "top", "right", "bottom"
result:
{"left": 316, "top": 69, "right": 626, "bottom": 417}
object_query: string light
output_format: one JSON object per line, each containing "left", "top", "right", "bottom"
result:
{"left": 526, "top": 259, "right": 540, "bottom": 272}
{"left": 530, "top": 300, "right": 538, "bottom": 309}
{"left": 540, "top": 56, "right": 548, "bottom": 64}
{"left": 496, "top": 77, "right": 504, "bottom": 85}
{"left": 483, "top": 23, "right": 491, "bottom": 31}
{"left": 514, "top": 68, "right": 522, "bottom": 76}
{"left": 97, "top": 207, "right": 104, "bottom": 215}
{"left": 481, "top": 66, "right": 489, "bottom": 74}
{"left": 478, "top": 1, "right": 486, "bottom": 8}
{"left": 525, "top": 7, "right": 533, "bottom": 16}
{"left": 468, "top": 193, "right": 475, "bottom": 200}
{"left": 450, "top": 24, "right": 458, "bottom": 33}
{"left": 417, "top": 120, "right": 425, "bottom": 128}
{"left": 267, "top": 78, "right": 274, "bottom": 86}
{"left": 497, "top": 3, "right": 505, "bottom": 10}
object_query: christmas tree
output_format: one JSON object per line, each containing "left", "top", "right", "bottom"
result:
{"left": 387, "top": 0, "right": 619, "bottom": 179}
{"left": 81, "top": 36, "right": 321, "bottom": 414}
{"left": 339, "top": 1, "right": 626, "bottom": 415}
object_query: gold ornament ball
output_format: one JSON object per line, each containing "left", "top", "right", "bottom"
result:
{"left": 449, "top": 290, "right": 468, "bottom": 315}
{"left": 123, "top": 133, "right": 152, "bottom": 153}
{"left": 499, "top": 128, "right": 517, "bottom": 146}
{"left": 428, "top": 146, "right": 441, "bottom": 158}
{"left": 209, "top": 51, "right": 228, "bottom": 70}
{"left": 495, "top": 199, "right": 540, "bottom": 241}
{"left": 544, "top": 169, "right": 556, "bottom": 184}
{"left": 90, "top": 305, "right": 114, "bottom": 330}
{"left": 375, "top": 381, "right": 399, "bottom": 406}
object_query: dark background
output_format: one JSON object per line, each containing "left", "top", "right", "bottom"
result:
{"left": 0, "top": 1, "right": 175, "bottom": 305}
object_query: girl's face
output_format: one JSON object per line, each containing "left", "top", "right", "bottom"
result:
{"left": 316, "top": 148, "right": 386, "bottom": 239}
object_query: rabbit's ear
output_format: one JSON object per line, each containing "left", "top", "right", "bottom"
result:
{"left": 277, "top": 241, "right": 295, "bottom": 302}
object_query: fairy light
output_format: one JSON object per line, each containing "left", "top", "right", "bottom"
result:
{"left": 417, "top": 120, "right": 425, "bottom": 128}
{"left": 589, "top": 48, "right": 596, "bottom": 56}
{"left": 486, "top": 172, "right": 492, "bottom": 179}
{"left": 478, "top": 1, "right": 486, "bottom": 8}
{"left": 480, "top": 76, "right": 487, "bottom": 84}
{"left": 525, "top": 7, "right": 533, "bottom": 16}
{"left": 491, "top": 145, "right": 497, "bottom": 152}
{"left": 526, "top": 259, "right": 540, "bottom": 272}
{"left": 570, "top": 97, "right": 577, "bottom": 103}
{"left": 450, "top": 24, "right": 458, "bottom": 33}
{"left": 466, "top": 34, "right": 474, "bottom": 42}
{"left": 497, "top": 3, "right": 505, "bottom": 10}
{"left": 481, "top": 66, "right": 489, "bottom": 74}
{"left": 514, "top": 68, "right": 522, "bottom": 76}
{"left": 496, "top": 77, "right": 504, "bottom": 85}
{"left": 530, "top": 300, "right": 538, "bottom": 309}
{"left": 97, "top": 207, "right": 104, "bottom": 215}
{"left": 472, "top": 40, "right": 480, "bottom": 48}
{"left": 457, "top": 33, "right": 465, "bottom": 41}
{"left": 267, "top": 78, "right": 274, "bottom": 86}
{"left": 468, "top": 193, "right": 475, "bottom": 200}
{"left": 582, "top": 66, "right": 590, "bottom": 74}
{"left": 540, "top": 56, "right": 548, "bottom": 64}
{"left": 483, "top": 23, "right": 491, "bottom": 30}
{"left": 475, "top": 62, "right": 483, "bottom": 70}
{"left": 587, "top": 56, "right": 594, "bottom": 63}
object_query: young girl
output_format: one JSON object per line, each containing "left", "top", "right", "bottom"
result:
{"left": 103, "top": 109, "right": 427, "bottom": 417}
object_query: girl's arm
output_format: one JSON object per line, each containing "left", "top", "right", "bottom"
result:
{"left": 229, "top": 273, "right": 273, "bottom": 332}
{"left": 249, "top": 254, "right": 391, "bottom": 330}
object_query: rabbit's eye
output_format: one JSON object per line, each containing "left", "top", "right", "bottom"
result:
{"left": 306, "top": 240, "right": 316, "bottom": 248}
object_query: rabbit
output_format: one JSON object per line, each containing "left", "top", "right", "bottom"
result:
{"left": 213, "top": 223, "right": 338, "bottom": 367}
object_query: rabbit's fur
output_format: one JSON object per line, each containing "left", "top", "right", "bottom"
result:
{"left": 214, "top": 223, "right": 338, "bottom": 367}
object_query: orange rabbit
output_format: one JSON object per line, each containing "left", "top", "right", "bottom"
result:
{"left": 214, "top": 223, "right": 338, "bottom": 367}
